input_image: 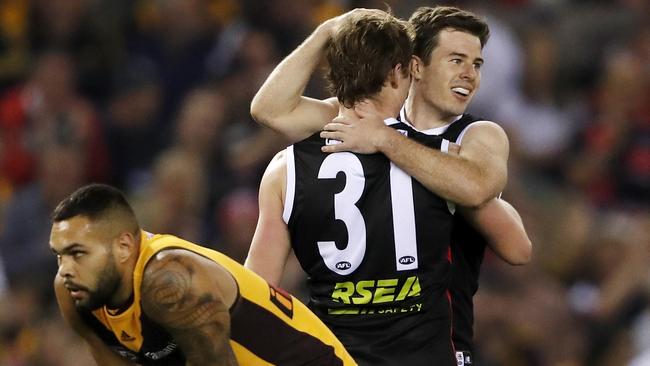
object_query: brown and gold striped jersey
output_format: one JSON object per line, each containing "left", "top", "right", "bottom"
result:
{"left": 80, "top": 231, "right": 356, "bottom": 365}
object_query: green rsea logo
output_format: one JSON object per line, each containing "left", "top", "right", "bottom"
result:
{"left": 328, "top": 276, "right": 422, "bottom": 315}
{"left": 331, "top": 275, "right": 421, "bottom": 305}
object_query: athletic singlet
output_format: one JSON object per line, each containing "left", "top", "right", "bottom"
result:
{"left": 284, "top": 118, "right": 457, "bottom": 365}
{"left": 383, "top": 110, "right": 489, "bottom": 359}
{"left": 398, "top": 109, "right": 488, "bottom": 354}
{"left": 80, "top": 231, "right": 357, "bottom": 365}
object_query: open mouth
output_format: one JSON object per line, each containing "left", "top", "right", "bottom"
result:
{"left": 451, "top": 87, "right": 471, "bottom": 97}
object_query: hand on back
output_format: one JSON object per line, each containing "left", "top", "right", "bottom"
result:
{"left": 320, "top": 102, "right": 391, "bottom": 154}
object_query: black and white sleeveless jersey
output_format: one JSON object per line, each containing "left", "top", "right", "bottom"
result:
{"left": 284, "top": 118, "right": 457, "bottom": 366}
{"left": 435, "top": 112, "right": 488, "bottom": 354}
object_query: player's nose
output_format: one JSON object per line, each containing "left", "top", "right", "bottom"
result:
{"left": 57, "top": 256, "right": 75, "bottom": 278}
{"left": 460, "top": 64, "right": 478, "bottom": 81}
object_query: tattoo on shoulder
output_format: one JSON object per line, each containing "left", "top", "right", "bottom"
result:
{"left": 141, "top": 254, "right": 228, "bottom": 330}
{"left": 141, "top": 253, "right": 235, "bottom": 363}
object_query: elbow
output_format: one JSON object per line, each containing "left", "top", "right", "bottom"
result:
{"left": 509, "top": 253, "right": 531, "bottom": 266}
{"left": 506, "top": 239, "right": 533, "bottom": 266}
{"left": 250, "top": 97, "right": 270, "bottom": 126}
{"left": 250, "top": 92, "right": 283, "bottom": 128}
{"left": 460, "top": 183, "right": 494, "bottom": 208}
{"left": 464, "top": 174, "right": 508, "bottom": 208}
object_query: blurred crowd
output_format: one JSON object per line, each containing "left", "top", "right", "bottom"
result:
{"left": 0, "top": 0, "right": 647, "bottom": 365}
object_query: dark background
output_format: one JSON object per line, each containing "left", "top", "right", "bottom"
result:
{"left": 0, "top": 1, "right": 648, "bottom": 364}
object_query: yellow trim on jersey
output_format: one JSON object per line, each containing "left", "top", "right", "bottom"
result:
{"left": 91, "top": 302, "right": 144, "bottom": 352}
{"left": 230, "top": 341, "right": 274, "bottom": 366}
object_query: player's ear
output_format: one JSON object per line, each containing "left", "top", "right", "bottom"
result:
{"left": 114, "top": 231, "right": 138, "bottom": 263}
{"left": 388, "top": 64, "right": 403, "bottom": 89}
{"left": 410, "top": 56, "right": 423, "bottom": 81}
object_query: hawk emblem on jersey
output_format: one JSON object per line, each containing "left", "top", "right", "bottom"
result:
{"left": 269, "top": 284, "right": 294, "bottom": 318}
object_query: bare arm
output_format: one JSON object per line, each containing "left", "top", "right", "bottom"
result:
{"left": 140, "top": 250, "right": 238, "bottom": 366}
{"left": 251, "top": 10, "right": 380, "bottom": 142}
{"left": 245, "top": 151, "right": 293, "bottom": 285}
{"left": 380, "top": 122, "right": 509, "bottom": 207}
{"left": 322, "top": 111, "right": 509, "bottom": 207}
{"left": 250, "top": 20, "right": 337, "bottom": 142}
{"left": 459, "top": 198, "right": 532, "bottom": 265}
{"left": 54, "top": 277, "right": 138, "bottom": 366}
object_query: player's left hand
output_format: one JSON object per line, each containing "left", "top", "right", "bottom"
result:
{"left": 320, "top": 102, "right": 391, "bottom": 154}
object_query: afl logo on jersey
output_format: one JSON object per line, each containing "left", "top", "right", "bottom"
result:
{"left": 399, "top": 256, "right": 416, "bottom": 265}
{"left": 335, "top": 261, "right": 352, "bottom": 270}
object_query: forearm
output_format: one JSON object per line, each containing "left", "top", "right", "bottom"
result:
{"left": 250, "top": 24, "right": 332, "bottom": 140}
{"left": 245, "top": 235, "right": 290, "bottom": 286}
{"left": 461, "top": 199, "right": 532, "bottom": 265}
{"left": 245, "top": 151, "right": 292, "bottom": 285}
{"left": 376, "top": 128, "right": 504, "bottom": 207}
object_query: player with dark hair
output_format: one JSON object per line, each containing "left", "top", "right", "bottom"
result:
{"left": 50, "top": 183, "right": 356, "bottom": 365}
{"left": 249, "top": 6, "right": 531, "bottom": 366}
{"left": 249, "top": 9, "right": 460, "bottom": 365}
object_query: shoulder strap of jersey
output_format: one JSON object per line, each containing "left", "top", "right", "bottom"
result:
{"left": 440, "top": 114, "right": 483, "bottom": 143}
{"left": 388, "top": 121, "right": 444, "bottom": 150}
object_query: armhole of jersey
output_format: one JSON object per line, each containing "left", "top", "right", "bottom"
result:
{"left": 282, "top": 145, "right": 295, "bottom": 224}
{"left": 456, "top": 120, "right": 488, "bottom": 145}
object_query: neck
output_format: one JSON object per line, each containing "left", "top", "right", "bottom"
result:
{"left": 405, "top": 89, "right": 459, "bottom": 130}
{"left": 338, "top": 96, "right": 400, "bottom": 120}
{"left": 108, "top": 231, "right": 141, "bottom": 311}
{"left": 107, "top": 292, "right": 134, "bottom": 315}
{"left": 107, "top": 267, "right": 135, "bottom": 311}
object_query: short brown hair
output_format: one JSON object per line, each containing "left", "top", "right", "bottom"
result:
{"left": 410, "top": 6, "right": 489, "bottom": 65}
{"left": 325, "top": 11, "right": 413, "bottom": 108}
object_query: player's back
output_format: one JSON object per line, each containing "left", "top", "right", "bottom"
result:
{"left": 81, "top": 232, "right": 356, "bottom": 366}
{"left": 285, "top": 121, "right": 456, "bottom": 365}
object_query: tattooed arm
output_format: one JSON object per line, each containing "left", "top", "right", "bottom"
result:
{"left": 141, "top": 249, "right": 239, "bottom": 366}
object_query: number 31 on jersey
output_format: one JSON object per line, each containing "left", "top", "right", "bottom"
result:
{"left": 317, "top": 153, "right": 418, "bottom": 275}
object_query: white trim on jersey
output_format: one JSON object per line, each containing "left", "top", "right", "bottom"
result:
{"left": 456, "top": 120, "right": 490, "bottom": 144}
{"left": 389, "top": 162, "right": 419, "bottom": 271}
{"left": 283, "top": 146, "right": 296, "bottom": 224}
{"left": 398, "top": 105, "right": 461, "bottom": 136}
{"left": 384, "top": 117, "right": 400, "bottom": 126}
{"left": 441, "top": 139, "right": 450, "bottom": 153}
